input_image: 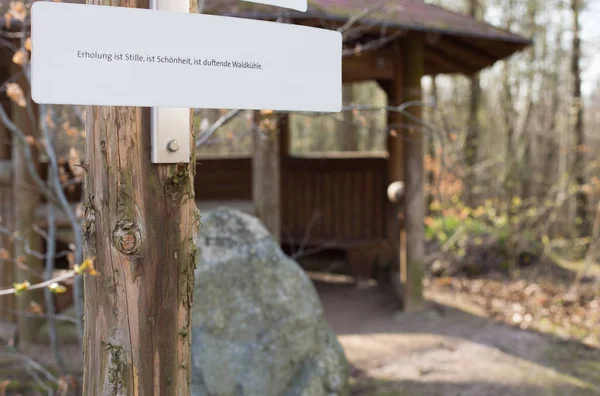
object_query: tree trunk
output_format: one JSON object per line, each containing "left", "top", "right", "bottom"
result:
{"left": 427, "top": 76, "right": 438, "bottom": 215}
{"left": 252, "top": 111, "right": 281, "bottom": 243}
{"left": 464, "top": 0, "right": 481, "bottom": 207}
{"left": 0, "top": 100, "right": 14, "bottom": 323}
{"left": 82, "top": 2, "right": 198, "bottom": 394}
{"left": 518, "top": 0, "right": 538, "bottom": 200}
{"left": 403, "top": 34, "right": 426, "bottom": 311}
{"left": 12, "top": 69, "right": 43, "bottom": 344}
{"left": 571, "top": 0, "right": 589, "bottom": 238}
{"left": 0, "top": 44, "right": 14, "bottom": 321}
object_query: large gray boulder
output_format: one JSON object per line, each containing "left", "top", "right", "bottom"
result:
{"left": 191, "top": 208, "right": 349, "bottom": 396}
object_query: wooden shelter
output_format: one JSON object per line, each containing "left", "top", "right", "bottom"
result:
{"left": 0, "top": 0, "right": 531, "bottom": 320}
{"left": 194, "top": 0, "right": 531, "bottom": 281}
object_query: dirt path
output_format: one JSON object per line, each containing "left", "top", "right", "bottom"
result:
{"left": 313, "top": 273, "right": 600, "bottom": 396}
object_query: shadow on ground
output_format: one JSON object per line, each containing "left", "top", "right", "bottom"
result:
{"left": 312, "top": 273, "right": 600, "bottom": 396}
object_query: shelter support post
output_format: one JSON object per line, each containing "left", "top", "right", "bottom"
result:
{"left": 382, "top": 41, "right": 407, "bottom": 308}
{"left": 402, "top": 34, "right": 426, "bottom": 311}
{"left": 253, "top": 111, "right": 282, "bottom": 243}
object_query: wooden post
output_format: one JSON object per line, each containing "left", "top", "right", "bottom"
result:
{"left": 402, "top": 33, "right": 426, "bottom": 311}
{"left": 12, "top": 66, "right": 44, "bottom": 343}
{"left": 381, "top": 41, "right": 406, "bottom": 308}
{"left": 279, "top": 112, "right": 290, "bottom": 158}
{"left": 338, "top": 84, "right": 357, "bottom": 151}
{"left": 82, "top": 1, "right": 198, "bottom": 393}
{"left": 253, "top": 111, "right": 281, "bottom": 243}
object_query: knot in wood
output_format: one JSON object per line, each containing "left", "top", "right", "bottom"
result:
{"left": 119, "top": 234, "right": 137, "bottom": 254}
{"left": 113, "top": 222, "right": 142, "bottom": 255}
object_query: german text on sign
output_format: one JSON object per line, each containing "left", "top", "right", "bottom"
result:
{"left": 31, "top": 2, "right": 341, "bottom": 112}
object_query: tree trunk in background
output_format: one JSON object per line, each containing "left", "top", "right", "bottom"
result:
{"left": 12, "top": 68, "right": 43, "bottom": 344}
{"left": 82, "top": 1, "right": 198, "bottom": 393}
{"left": 501, "top": 0, "right": 517, "bottom": 202}
{"left": 0, "top": 41, "right": 14, "bottom": 322}
{"left": 465, "top": 0, "right": 481, "bottom": 207}
{"left": 339, "top": 84, "right": 357, "bottom": 151}
{"left": 571, "top": 0, "right": 589, "bottom": 238}
{"left": 0, "top": 94, "right": 14, "bottom": 323}
{"left": 253, "top": 111, "right": 281, "bottom": 243}
{"left": 518, "top": 0, "right": 538, "bottom": 200}
{"left": 544, "top": 27, "right": 564, "bottom": 235}
{"left": 427, "top": 76, "right": 438, "bottom": 214}
{"left": 403, "top": 34, "right": 426, "bottom": 311}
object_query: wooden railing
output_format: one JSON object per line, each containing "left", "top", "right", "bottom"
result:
{"left": 35, "top": 154, "right": 390, "bottom": 249}
{"left": 281, "top": 155, "right": 388, "bottom": 246}
{"left": 193, "top": 153, "right": 389, "bottom": 247}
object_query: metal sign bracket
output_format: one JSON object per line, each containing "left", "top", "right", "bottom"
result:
{"left": 150, "top": 0, "right": 190, "bottom": 164}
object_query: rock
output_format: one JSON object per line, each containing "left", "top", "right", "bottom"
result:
{"left": 191, "top": 208, "right": 349, "bottom": 396}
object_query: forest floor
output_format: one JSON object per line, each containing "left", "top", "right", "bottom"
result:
{"left": 0, "top": 263, "right": 599, "bottom": 395}
{"left": 313, "top": 271, "right": 600, "bottom": 396}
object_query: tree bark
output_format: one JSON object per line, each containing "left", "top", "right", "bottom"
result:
{"left": 252, "top": 111, "right": 281, "bottom": 243}
{"left": 427, "top": 76, "right": 438, "bottom": 215}
{"left": 82, "top": 1, "right": 198, "bottom": 394}
{"left": 0, "top": 99, "right": 14, "bottom": 323}
{"left": 464, "top": 0, "right": 481, "bottom": 207}
{"left": 403, "top": 34, "right": 426, "bottom": 311}
{"left": 0, "top": 44, "right": 13, "bottom": 321}
{"left": 571, "top": 0, "right": 589, "bottom": 238}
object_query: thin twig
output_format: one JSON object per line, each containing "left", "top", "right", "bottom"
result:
{"left": 40, "top": 103, "right": 84, "bottom": 345}
{"left": 41, "top": 106, "right": 66, "bottom": 373}
{"left": 0, "top": 308, "right": 79, "bottom": 325}
{"left": 0, "top": 104, "right": 57, "bottom": 204}
{"left": 195, "top": 109, "right": 242, "bottom": 149}
{"left": 0, "top": 270, "right": 74, "bottom": 296}
{"left": 0, "top": 352, "right": 58, "bottom": 383}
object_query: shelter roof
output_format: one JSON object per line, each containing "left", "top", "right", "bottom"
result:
{"left": 203, "top": 0, "right": 532, "bottom": 75}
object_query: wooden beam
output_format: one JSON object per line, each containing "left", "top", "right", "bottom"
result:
{"left": 424, "top": 45, "right": 477, "bottom": 75}
{"left": 402, "top": 33, "right": 426, "bottom": 311}
{"left": 253, "top": 111, "right": 281, "bottom": 243}
{"left": 443, "top": 35, "right": 500, "bottom": 64}
{"left": 343, "top": 49, "right": 395, "bottom": 82}
{"left": 425, "top": 44, "right": 478, "bottom": 75}
{"left": 427, "top": 36, "right": 494, "bottom": 71}
{"left": 381, "top": 41, "right": 407, "bottom": 307}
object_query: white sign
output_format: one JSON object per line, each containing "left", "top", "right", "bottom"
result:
{"left": 242, "top": 0, "right": 307, "bottom": 12}
{"left": 31, "top": 2, "right": 341, "bottom": 112}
